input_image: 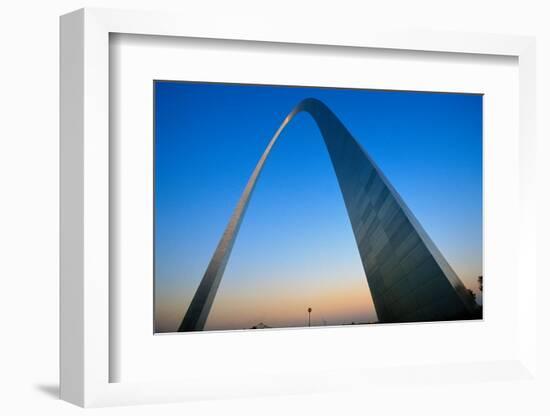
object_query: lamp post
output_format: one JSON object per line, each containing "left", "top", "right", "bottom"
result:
{"left": 308, "top": 307, "right": 312, "bottom": 327}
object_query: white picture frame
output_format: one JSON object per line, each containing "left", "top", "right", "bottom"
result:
{"left": 60, "top": 7, "right": 537, "bottom": 407}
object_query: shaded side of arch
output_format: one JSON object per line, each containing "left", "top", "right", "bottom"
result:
{"left": 178, "top": 98, "right": 477, "bottom": 331}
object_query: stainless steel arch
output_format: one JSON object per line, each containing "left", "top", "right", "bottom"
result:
{"left": 178, "top": 98, "right": 477, "bottom": 331}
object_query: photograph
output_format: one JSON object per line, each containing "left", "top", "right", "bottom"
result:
{"left": 154, "top": 81, "right": 483, "bottom": 333}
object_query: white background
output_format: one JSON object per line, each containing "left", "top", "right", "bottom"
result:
{"left": 0, "top": 1, "right": 548, "bottom": 415}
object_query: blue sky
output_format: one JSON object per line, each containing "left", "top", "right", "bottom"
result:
{"left": 154, "top": 81, "right": 482, "bottom": 332}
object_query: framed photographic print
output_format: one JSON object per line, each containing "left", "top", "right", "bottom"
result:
{"left": 60, "top": 8, "right": 538, "bottom": 407}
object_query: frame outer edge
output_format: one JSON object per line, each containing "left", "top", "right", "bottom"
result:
{"left": 517, "top": 39, "right": 537, "bottom": 376}
{"left": 59, "top": 8, "right": 85, "bottom": 407}
{"left": 82, "top": 8, "right": 111, "bottom": 407}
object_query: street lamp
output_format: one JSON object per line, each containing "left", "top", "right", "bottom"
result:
{"left": 307, "top": 307, "right": 312, "bottom": 327}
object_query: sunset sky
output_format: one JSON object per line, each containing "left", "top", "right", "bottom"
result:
{"left": 154, "top": 81, "right": 483, "bottom": 333}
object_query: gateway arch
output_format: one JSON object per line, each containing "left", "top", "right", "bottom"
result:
{"left": 178, "top": 98, "right": 477, "bottom": 331}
